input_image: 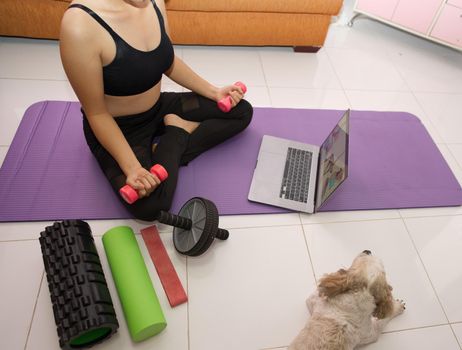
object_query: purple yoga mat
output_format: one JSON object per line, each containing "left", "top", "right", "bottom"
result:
{"left": 0, "top": 101, "right": 461, "bottom": 222}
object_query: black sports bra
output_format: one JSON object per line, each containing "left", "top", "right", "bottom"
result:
{"left": 68, "top": 1, "right": 174, "bottom": 96}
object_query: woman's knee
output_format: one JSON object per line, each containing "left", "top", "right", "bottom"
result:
{"left": 163, "top": 113, "right": 180, "bottom": 126}
{"left": 236, "top": 99, "right": 253, "bottom": 129}
{"left": 163, "top": 113, "right": 200, "bottom": 134}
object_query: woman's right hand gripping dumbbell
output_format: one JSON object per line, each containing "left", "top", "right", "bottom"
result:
{"left": 120, "top": 164, "right": 168, "bottom": 204}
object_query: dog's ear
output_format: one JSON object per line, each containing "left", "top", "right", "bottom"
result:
{"left": 370, "top": 274, "right": 394, "bottom": 319}
{"left": 319, "top": 268, "right": 369, "bottom": 298}
{"left": 318, "top": 269, "right": 348, "bottom": 298}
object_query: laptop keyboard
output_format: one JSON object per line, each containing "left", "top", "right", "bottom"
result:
{"left": 279, "top": 148, "right": 312, "bottom": 203}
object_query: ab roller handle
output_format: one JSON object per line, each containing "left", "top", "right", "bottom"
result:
{"left": 157, "top": 197, "right": 230, "bottom": 256}
{"left": 119, "top": 164, "right": 168, "bottom": 204}
{"left": 157, "top": 210, "right": 229, "bottom": 240}
{"left": 218, "top": 82, "right": 247, "bottom": 113}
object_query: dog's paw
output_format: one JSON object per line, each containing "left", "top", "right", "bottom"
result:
{"left": 394, "top": 299, "right": 406, "bottom": 315}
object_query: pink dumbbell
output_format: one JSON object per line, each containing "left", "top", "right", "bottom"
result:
{"left": 119, "top": 164, "right": 169, "bottom": 204}
{"left": 217, "top": 81, "right": 247, "bottom": 113}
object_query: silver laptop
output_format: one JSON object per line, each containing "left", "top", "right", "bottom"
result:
{"left": 248, "top": 110, "right": 350, "bottom": 213}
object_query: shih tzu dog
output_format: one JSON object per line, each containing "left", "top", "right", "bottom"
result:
{"left": 289, "top": 250, "right": 405, "bottom": 350}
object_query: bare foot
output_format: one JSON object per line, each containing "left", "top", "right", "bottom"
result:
{"left": 164, "top": 114, "right": 200, "bottom": 134}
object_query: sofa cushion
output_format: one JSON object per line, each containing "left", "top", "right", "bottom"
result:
{"left": 56, "top": 0, "right": 342, "bottom": 16}
{"left": 165, "top": 0, "right": 343, "bottom": 15}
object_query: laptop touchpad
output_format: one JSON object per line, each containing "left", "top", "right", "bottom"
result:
{"left": 254, "top": 152, "right": 285, "bottom": 184}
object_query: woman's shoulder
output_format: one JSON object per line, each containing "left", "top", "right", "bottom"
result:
{"left": 68, "top": 0, "right": 98, "bottom": 8}
{"left": 61, "top": 1, "right": 102, "bottom": 42}
{"left": 63, "top": 0, "right": 104, "bottom": 23}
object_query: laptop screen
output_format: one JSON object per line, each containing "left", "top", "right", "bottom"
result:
{"left": 315, "top": 110, "right": 350, "bottom": 209}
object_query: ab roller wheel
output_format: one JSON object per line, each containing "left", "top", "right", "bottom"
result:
{"left": 39, "top": 220, "right": 118, "bottom": 349}
{"left": 157, "top": 197, "right": 229, "bottom": 256}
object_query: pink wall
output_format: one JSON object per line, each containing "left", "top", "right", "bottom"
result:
{"left": 356, "top": 0, "right": 400, "bottom": 20}
{"left": 392, "top": 0, "right": 443, "bottom": 34}
{"left": 448, "top": 0, "right": 462, "bottom": 8}
{"left": 355, "top": 0, "right": 461, "bottom": 49}
{"left": 431, "top": 5, "right": 462, "bottom": 46}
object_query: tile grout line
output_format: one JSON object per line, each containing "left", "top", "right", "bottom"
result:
{"left": 0, "top": 238, "right": 41, "bottom": 243}
{"left": 445, "top": 145, "right": 462, "bottom": 175}
{"left": 437, "top": 143, "right": 462, "bottom": 178}
{"left": 399, "top": 203, "right": 458, "bottom": 348}
{"left": 257, "top": 323, "right": 462, "bottom": 347}
{"left": 244, "top": 84, "right": 462, "bottom": 94}
{"left": 401, "top": 217, "right": 453, "bottom": 326}
{"left": 0, "top": 217, "right": 426, "bottom": 243}
{"left": 263, "top": 85, "right": 345, "bottom": 91}
{"left": 224, "top": 217, "right": 404, "bottom": 232}
{"left": 449, "top": 323, "right": 462, "bottom": 350}
{"left": 376, "top": 40, "right": 462, "bottom": 96}
{"left": 23, "top": 269, "right": 45, "bottom": 350}
{"left": 298, "top": 214, "right": 319, "bottom": 282}
{"left": 2, "top": 213, "right": 462, "bottom": 243}
{"left": 301, "top": 216, "right": 402, "bottom": 226}
{"left": 256, "top": 50, "right": 273, "bottom": 106}
{"left": 186, "top": 256, "right": 191, "bottom": 350}
{"left": 0, "top": 77, "right": 69, "bottom": 83}
{"left": 397, "top": 212, "right": 462, "bottom": 220}
{"left": 322, "top": 47, "right": 353, "bottom": 109}
{"left": 382, "top": 323, "right": 456, "bottom": 335}
{"left": 330, "top": 87, "right": 462, "bottom": 95}
{"left": 407, "top": 89, "right": 444, "bottom": 143}
{"left": 384, "top": 49, "right": 445, "bottom": 143}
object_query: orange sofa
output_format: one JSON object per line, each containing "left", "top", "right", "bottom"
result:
{"left": 0, "top": 0, "right": 343, "bottom": 51}
{"left": 165, "top": 0, "right": 343, "bottom": 51}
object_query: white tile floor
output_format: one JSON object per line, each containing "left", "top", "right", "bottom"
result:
{"left": 1, "top": 1, "right": 462, "bottom": 349}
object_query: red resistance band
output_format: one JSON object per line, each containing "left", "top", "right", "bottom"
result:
{"left": 141, "top": 225, "right": 188, "bottom": 307}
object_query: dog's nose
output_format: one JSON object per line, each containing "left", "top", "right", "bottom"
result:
{"left": 363, "top": 250, "right": 372, "bottom": 255}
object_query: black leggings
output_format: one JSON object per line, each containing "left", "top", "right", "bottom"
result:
{"left": 83, "top": 92, "right": 253, "bottom": 221}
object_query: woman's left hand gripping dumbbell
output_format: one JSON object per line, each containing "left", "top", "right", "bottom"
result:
{"left": 216, "top": 82, "right": 247, "bottom": 112}
{"left": 120, "top": 164, "right": 168, "bottom": 204}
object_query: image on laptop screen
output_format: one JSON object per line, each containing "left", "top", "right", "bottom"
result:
{"left": 315, "top": 110, "right": 350, "bottom": 209}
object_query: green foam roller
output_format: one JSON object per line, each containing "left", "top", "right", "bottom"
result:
{"left": 102, "top": 226, "right": 166, "bottom": 342}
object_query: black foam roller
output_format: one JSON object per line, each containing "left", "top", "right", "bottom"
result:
{"left": 39, "top": 220, "right": 119, "bottom": 349}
